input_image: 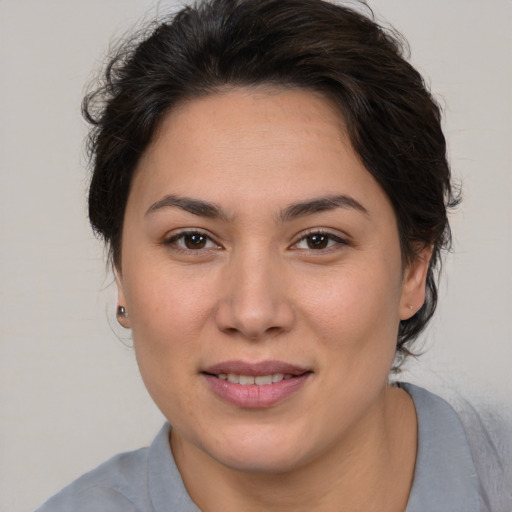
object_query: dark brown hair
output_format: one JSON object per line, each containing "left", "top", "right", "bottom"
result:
{"left": 83, "top": 0, "right": 459, "bottom": 360}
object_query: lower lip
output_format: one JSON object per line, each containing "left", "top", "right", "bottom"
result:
{"left": 203, "top": 373, "right": 311, "bottom": 408}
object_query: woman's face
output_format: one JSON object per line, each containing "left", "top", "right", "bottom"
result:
{"left": 117, "top": 87, "right": 428, "bottom": 473}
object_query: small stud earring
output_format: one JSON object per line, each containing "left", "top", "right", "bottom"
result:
{"left": 408, "top": 305, "right": 413, "bottom": 311}
{"left": 117, "top": 305, "right": 128, "bottom": 318}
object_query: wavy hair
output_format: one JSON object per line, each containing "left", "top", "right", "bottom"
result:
{"left": 83, "top": 0, "right": 460, "bottom": 361}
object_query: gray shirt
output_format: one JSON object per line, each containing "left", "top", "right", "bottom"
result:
{"left": 35, "top": 383, "right": 481, "bottom": 512}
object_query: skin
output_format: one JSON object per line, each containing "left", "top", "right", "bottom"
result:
{"left": 116, "top": 87, "right": 431, "bottom": 511}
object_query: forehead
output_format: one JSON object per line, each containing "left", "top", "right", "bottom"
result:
{"left": 150, "top": 86, "right": 348, "bottom": 164}
{"left": 129, "top": 87, "right": 392, "bottom": 219}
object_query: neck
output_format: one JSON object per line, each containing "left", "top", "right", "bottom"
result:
{"left": 171, "top": 385, "right": 417, "bottom": 512}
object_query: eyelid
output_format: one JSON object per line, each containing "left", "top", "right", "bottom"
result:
{"left": 290, "top": 228, "right": 349, "bottom": 250}
{"left": 163, "top": 228, "right": 222, "bottom": 251}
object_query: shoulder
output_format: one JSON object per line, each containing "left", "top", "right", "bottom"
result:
{"left": 35, "top": 423, "right": 200, "bottom": 512}
{"left": 34, "top": 445, "right": 152, "bottom": 512}
{"left": 403, "top": 382, "right": 480, "bottom": 480}
{"left": 400, "top": 383, "right": 482, "bottom": 512}
{"left": 401, "top": 382, "right": 512, "bottom": 512}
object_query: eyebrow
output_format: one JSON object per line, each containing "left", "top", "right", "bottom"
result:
{"left": 145, "top": 193, "right": 368, "bottom": 222}
{"left": 279, "top": 194, "right": 369, "bottom": 222}
{"left": 145, "top": 194, "right": 229, "bottom": 220}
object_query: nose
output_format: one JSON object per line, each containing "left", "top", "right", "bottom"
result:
{"left": 214, "top": 248, "right": 295, "bottom": 340}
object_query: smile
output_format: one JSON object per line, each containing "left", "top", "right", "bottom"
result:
{"left": 202, "top": 361, "right": 312, "bottom": 408}
{"left": 215, "top": 373, "right": 294, "bottom": 385}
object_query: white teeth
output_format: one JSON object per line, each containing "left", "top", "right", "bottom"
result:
{"left": 255, "top": 375, "right": 273, "bottom": 385}
{"left": 218, "top": 373, "right": 289, "bottom": 385}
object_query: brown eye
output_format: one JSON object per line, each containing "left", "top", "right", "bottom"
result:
{"left": 183, "top": 233, "right": 207, "bottom": 249}
{"left": 293, "top": 231, "right": 347, "bottom": 251}
{"left": 306, "top": 234, "right": 329, "bottom": 249}
{"left": 165, "top": 231, "right": 219, "bottom": 251}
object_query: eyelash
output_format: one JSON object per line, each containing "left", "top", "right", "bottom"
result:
{"left": 291, "top": 230, "right": 348, "bottom": 252}
{"left": 163, "top": 229, "right": 347, "bottom": 253}
{"left": 163, "top": 230, "right": 221, "bottom": 253}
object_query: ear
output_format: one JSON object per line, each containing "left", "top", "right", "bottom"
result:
{"left": 114, "top": 267, "right": 131, "bottom": 329}
{"left": 399, "top": 245, "right": 433, "bottom": 320}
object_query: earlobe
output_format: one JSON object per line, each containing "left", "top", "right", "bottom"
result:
{"left": 114, "top": 267, "right": 131, "bottom": 329}
{"left": 400, "top": 245, "right": 433, "bottom": 320}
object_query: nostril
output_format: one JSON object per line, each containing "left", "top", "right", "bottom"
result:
{"left": 265, "top": 325, "right": 286, "bottom": 336}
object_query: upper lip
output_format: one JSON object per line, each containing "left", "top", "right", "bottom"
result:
{"left": 202, "top": 360, "right": 311, "bottom": 376}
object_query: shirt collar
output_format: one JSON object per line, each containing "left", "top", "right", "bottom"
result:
{"left": 402, "top": 383, "right": 481, "bottom": 512}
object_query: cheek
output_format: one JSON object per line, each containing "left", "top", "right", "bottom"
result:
{"left": 121, "top": 265, "right": 216, "bottom": 390}
{"left": 301, "top": 263, "right": 402, "bottom": 338}
{"left": 125, "top": 261, "right": 213, "bottom": 334}
{"left": 125, "top": 269, "right": 212, "bottom": 423}
{"left": 297, "top": 261, "right": 403, "bottom": 389}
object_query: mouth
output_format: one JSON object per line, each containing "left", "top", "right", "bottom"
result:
{"left": 202, "top": 361, "right": 312, "bottom": 408}
{"left": 211, "top": 373, "right": 298, "bottom": 385}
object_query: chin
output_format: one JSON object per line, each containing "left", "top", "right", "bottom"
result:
{"left": 216, "top": 448, "right": 305, "bottom": 475}
{"left": 203, "top": 425, "right": 313, "bottom": 475}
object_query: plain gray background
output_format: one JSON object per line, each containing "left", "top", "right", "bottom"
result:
{"left": 1, "top": 1, "right": 511, "bottom": 511}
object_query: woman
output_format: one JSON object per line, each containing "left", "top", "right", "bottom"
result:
{"left": 36, "top": 0, "right": 485, "bottom": 510}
